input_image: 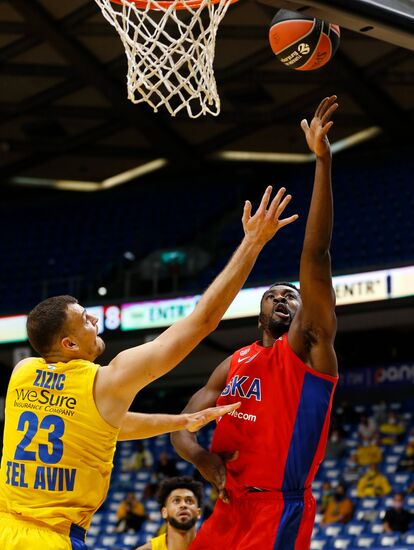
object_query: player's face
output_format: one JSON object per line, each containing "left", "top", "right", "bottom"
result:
{"left": 259, "top": 285, "right": 301, "bottom": 338}
{"left": 162, "top": 489, "right": 201, "bottom": 532}
{"left": 62, "top": 303, "right": 105, "bottom": 360}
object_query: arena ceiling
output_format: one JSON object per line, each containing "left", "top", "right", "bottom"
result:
{"left": 0, "top": 0, "right": 413, "bottom": 189}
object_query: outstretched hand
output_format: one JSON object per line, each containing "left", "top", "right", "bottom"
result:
{"left": 242, "top": 186, "right": 298, "bottom": 246}
{"left": 301, "top": 95, "right": 338, "bottom": 158}
{"left": 184, "top": 402, "right": 241, "bottom": 433}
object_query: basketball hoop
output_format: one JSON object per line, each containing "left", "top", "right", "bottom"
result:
{"left": 94, "top": 0, "right": 237, "bottom": 117}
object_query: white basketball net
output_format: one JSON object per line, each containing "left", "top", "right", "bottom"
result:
{"left": 94, "top": 0, "right": 234, "bottom": 118}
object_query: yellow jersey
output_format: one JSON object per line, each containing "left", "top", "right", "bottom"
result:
{"left": 151, "top": 533, "right": 168, "bottom": 550}
{"left": 0, "top": 358, "right": 118, "bottom": 534}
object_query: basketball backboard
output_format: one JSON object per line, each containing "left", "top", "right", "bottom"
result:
{"left": 259, "top": 0, "right": 414, "bottom": 50}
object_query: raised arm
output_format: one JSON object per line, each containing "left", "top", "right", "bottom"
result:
{"left": 95, "top": 187, "right": 298, "bottom": 426}
{"left": 288, "top": 96, "right": 338, "bottom": 376}
{"left": 171, "top": 357, "right": 233, "bottom": 502}
{"left": 117, "top": 401, "right": 239, "bottom": 441}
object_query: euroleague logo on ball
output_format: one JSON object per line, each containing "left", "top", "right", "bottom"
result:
{"left": 298, "top": 43, "right": 310, "bottom": 55}
{"left": 269, "top": 9, "right": 341, "bottom": 71}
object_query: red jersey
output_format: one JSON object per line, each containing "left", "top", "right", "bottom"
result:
{"left": 211, "top": 334, "right": 338, "bottom": 494}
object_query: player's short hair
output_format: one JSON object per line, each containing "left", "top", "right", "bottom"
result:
{"left": 268, "top": 281, "right": 300, "bottom": 293}
{"left": 157, "top": 476, "right": 203, "bottom": 509}
{"left": 27, "top": 295, "right": 78, "bottom": 356}
{"left": 260, "top": 282, "right": 300, "bottom": 307}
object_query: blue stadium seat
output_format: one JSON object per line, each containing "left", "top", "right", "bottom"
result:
{"left": 324, "top": 523, "right": 344, "bottom": 537}
{"left": 345, "top": 522, "right": 365, "bottom": 537}
{"left": 310, "top": 537, "right": 329, "bottom": 549}
{"left": 393, "top": 473, "right": 411, "bottom": 485}
{"left": 354, "top": 535, "right": 377, "bottom": 548}
{"left": 99, "top": 535, "right": 117, "bottom": 547}
{"left": 369, "top": 523, "right": 385, "bottom": 535}
{"left": 85, "top": 536, "right": 96, "bottom": 547}
{"left": 143, "top": 520, "right": 161, "bottom": 535}
{"left": 376, "top": 533, "right": 401, "bottom": 546}
{"left": 402, "top": 530, "right": 414, "bottom": 545}
{"left": 121, "top": 533, "right": 143, "bottom": 546}
{"left": 332, "top": 535, "right": 354, "bottom": 548}
{"left": 407, "top": 496, "right": 414, "bottom": 507}
{"left": 358, "top": 498, "right": 382, "bottom": 511}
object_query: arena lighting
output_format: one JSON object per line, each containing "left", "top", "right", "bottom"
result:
{"left": 215, "top": 126, "right": 382, "bottom": 163}
{"left": 0, "top": 265, "right": 413, "bottom": 345}
{"left": 11, "top": 158, "right": 168, "bottom": 191}
{"left": 216, "top": 151, "right": 311, "bottom": 163}
{"left": 330, "top": 126, "right": 382, "bottom": 154}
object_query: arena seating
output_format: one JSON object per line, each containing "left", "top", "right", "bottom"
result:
{"left": 198, "top": 152, "right": 414, "bottom": 288}
{"left": 0, "top": 179, "right": 243, "bottom": 313}
{"left": 86, "top": 399, "right": 414, "bottom": 549}
{"left": 1, "top": 152, "right": 413, "bottom": 314}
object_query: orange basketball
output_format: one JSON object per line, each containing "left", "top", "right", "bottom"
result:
{"left": 269, "top": 9, "right": 340, "bottom": 71}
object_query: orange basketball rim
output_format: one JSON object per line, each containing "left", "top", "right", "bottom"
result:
{"left": 111, "top": 0, "right": 238, "bottom": 11}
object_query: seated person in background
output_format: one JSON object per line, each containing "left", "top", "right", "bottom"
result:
{"left": 373, "top": 400, "right": 388, "bottom": 426}
{"left": 325, "top": 429, "right": 347, "bottom": 460}
{"left": 358, "top": 415, "right": 377, "bottom": 443}
{"left": 355, "top": 435, "right": 383, "bottom": 466}
{"left": 136, "top": 476, "right": 202, "bottom": 550}
{"left": 123, "top": 441, "right": 154, "bottom": 472}
{"left": 156, "top": 452, "right": 178, "bottom": 481}
{"left": 399, "top": 438, "right": 414, "bottom": 472}
{"left": 116, "top": 491, "right": 147, "bottom": 533}
{"left": 380, "top": 412, "right": 406, "bottom": 445}
{"left": 343, "top": 452, "right": 364, "bottom": 486}
{"left": 321, "top": 483, "right": 354, "bottom": 525}
{"left": 356, "top": 464, "right": 392, "bottom": 498}
{"left": 383, "top": 492, "right": 414, "bottom": 533}
{"left": 319, "top": 481, "right": 334, "bottom": 514}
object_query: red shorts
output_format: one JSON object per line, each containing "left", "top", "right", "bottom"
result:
{"left": 190, "top": 488, "right": 316, "bottom": 550}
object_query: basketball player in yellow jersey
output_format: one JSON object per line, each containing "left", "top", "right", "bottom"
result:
{"left": 136, "top": 477, "right": 203, "bottom": 550}
{"left": 0, "top": 186, "right": 298, "bottom": 550}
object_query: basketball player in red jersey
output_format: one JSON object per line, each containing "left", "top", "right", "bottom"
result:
{"left": 172, "top": 96, "right": 339, "bottom": 550}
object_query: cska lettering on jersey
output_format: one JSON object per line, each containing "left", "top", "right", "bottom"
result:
{"left": 5, "top": 461, "right": 77, "bottom": 492}
{"left": 221, "top": 376, "right": 262, "bottom": 401}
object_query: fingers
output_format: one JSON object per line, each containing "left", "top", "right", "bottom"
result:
{"left": 256, "top": 185, "right": 273, "bottom": 216}
{"left": 189, "top": 402, "right": 242, "bottom": 432}
{"left": 318, "top": 95, "right": 337, "bottom": 119}
{"left": 321, "top": 120, "right": 334, "bottom": 136}
{"left": 226, "top": 450, "right": 240, "bottom": 463}
{"left": 272, "top": 192, "right": 292, "bottom": 219}
{"left": 242, "top": 200, "right": 252, "bottom": 226}
{"left": 214, "top": 464, "right": 227, "bottom": 502}
{"left": 300, "top": 118, "right": 309, "bottom": 133}
{"left": 218, "top": 488, "right": 230, "bottom": 504}
{"left": 200, "top": 402, "right": 241, "bottom": 426}
{"left": 278, "top": 214, "right": 299, "bottom": 228}
{"left": 220, "top": 450, "right": 239, "bottom": 463}
{"left": 267, "top": 187, "right": 286, "bottom": 218}
{"left": 217, "top": 451, "right": 239, "bottom": 502}
{"left": 262, "top": 187, "right": 297, "bottom": 224}
{"left": 321, "top": 101, "right": 338, "bottom": 125}
{"left": 315, "top": 97, "right": 329, "bottom": 118}
{"left": 214, "top": 402, "right": 241, "bottom": 416}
